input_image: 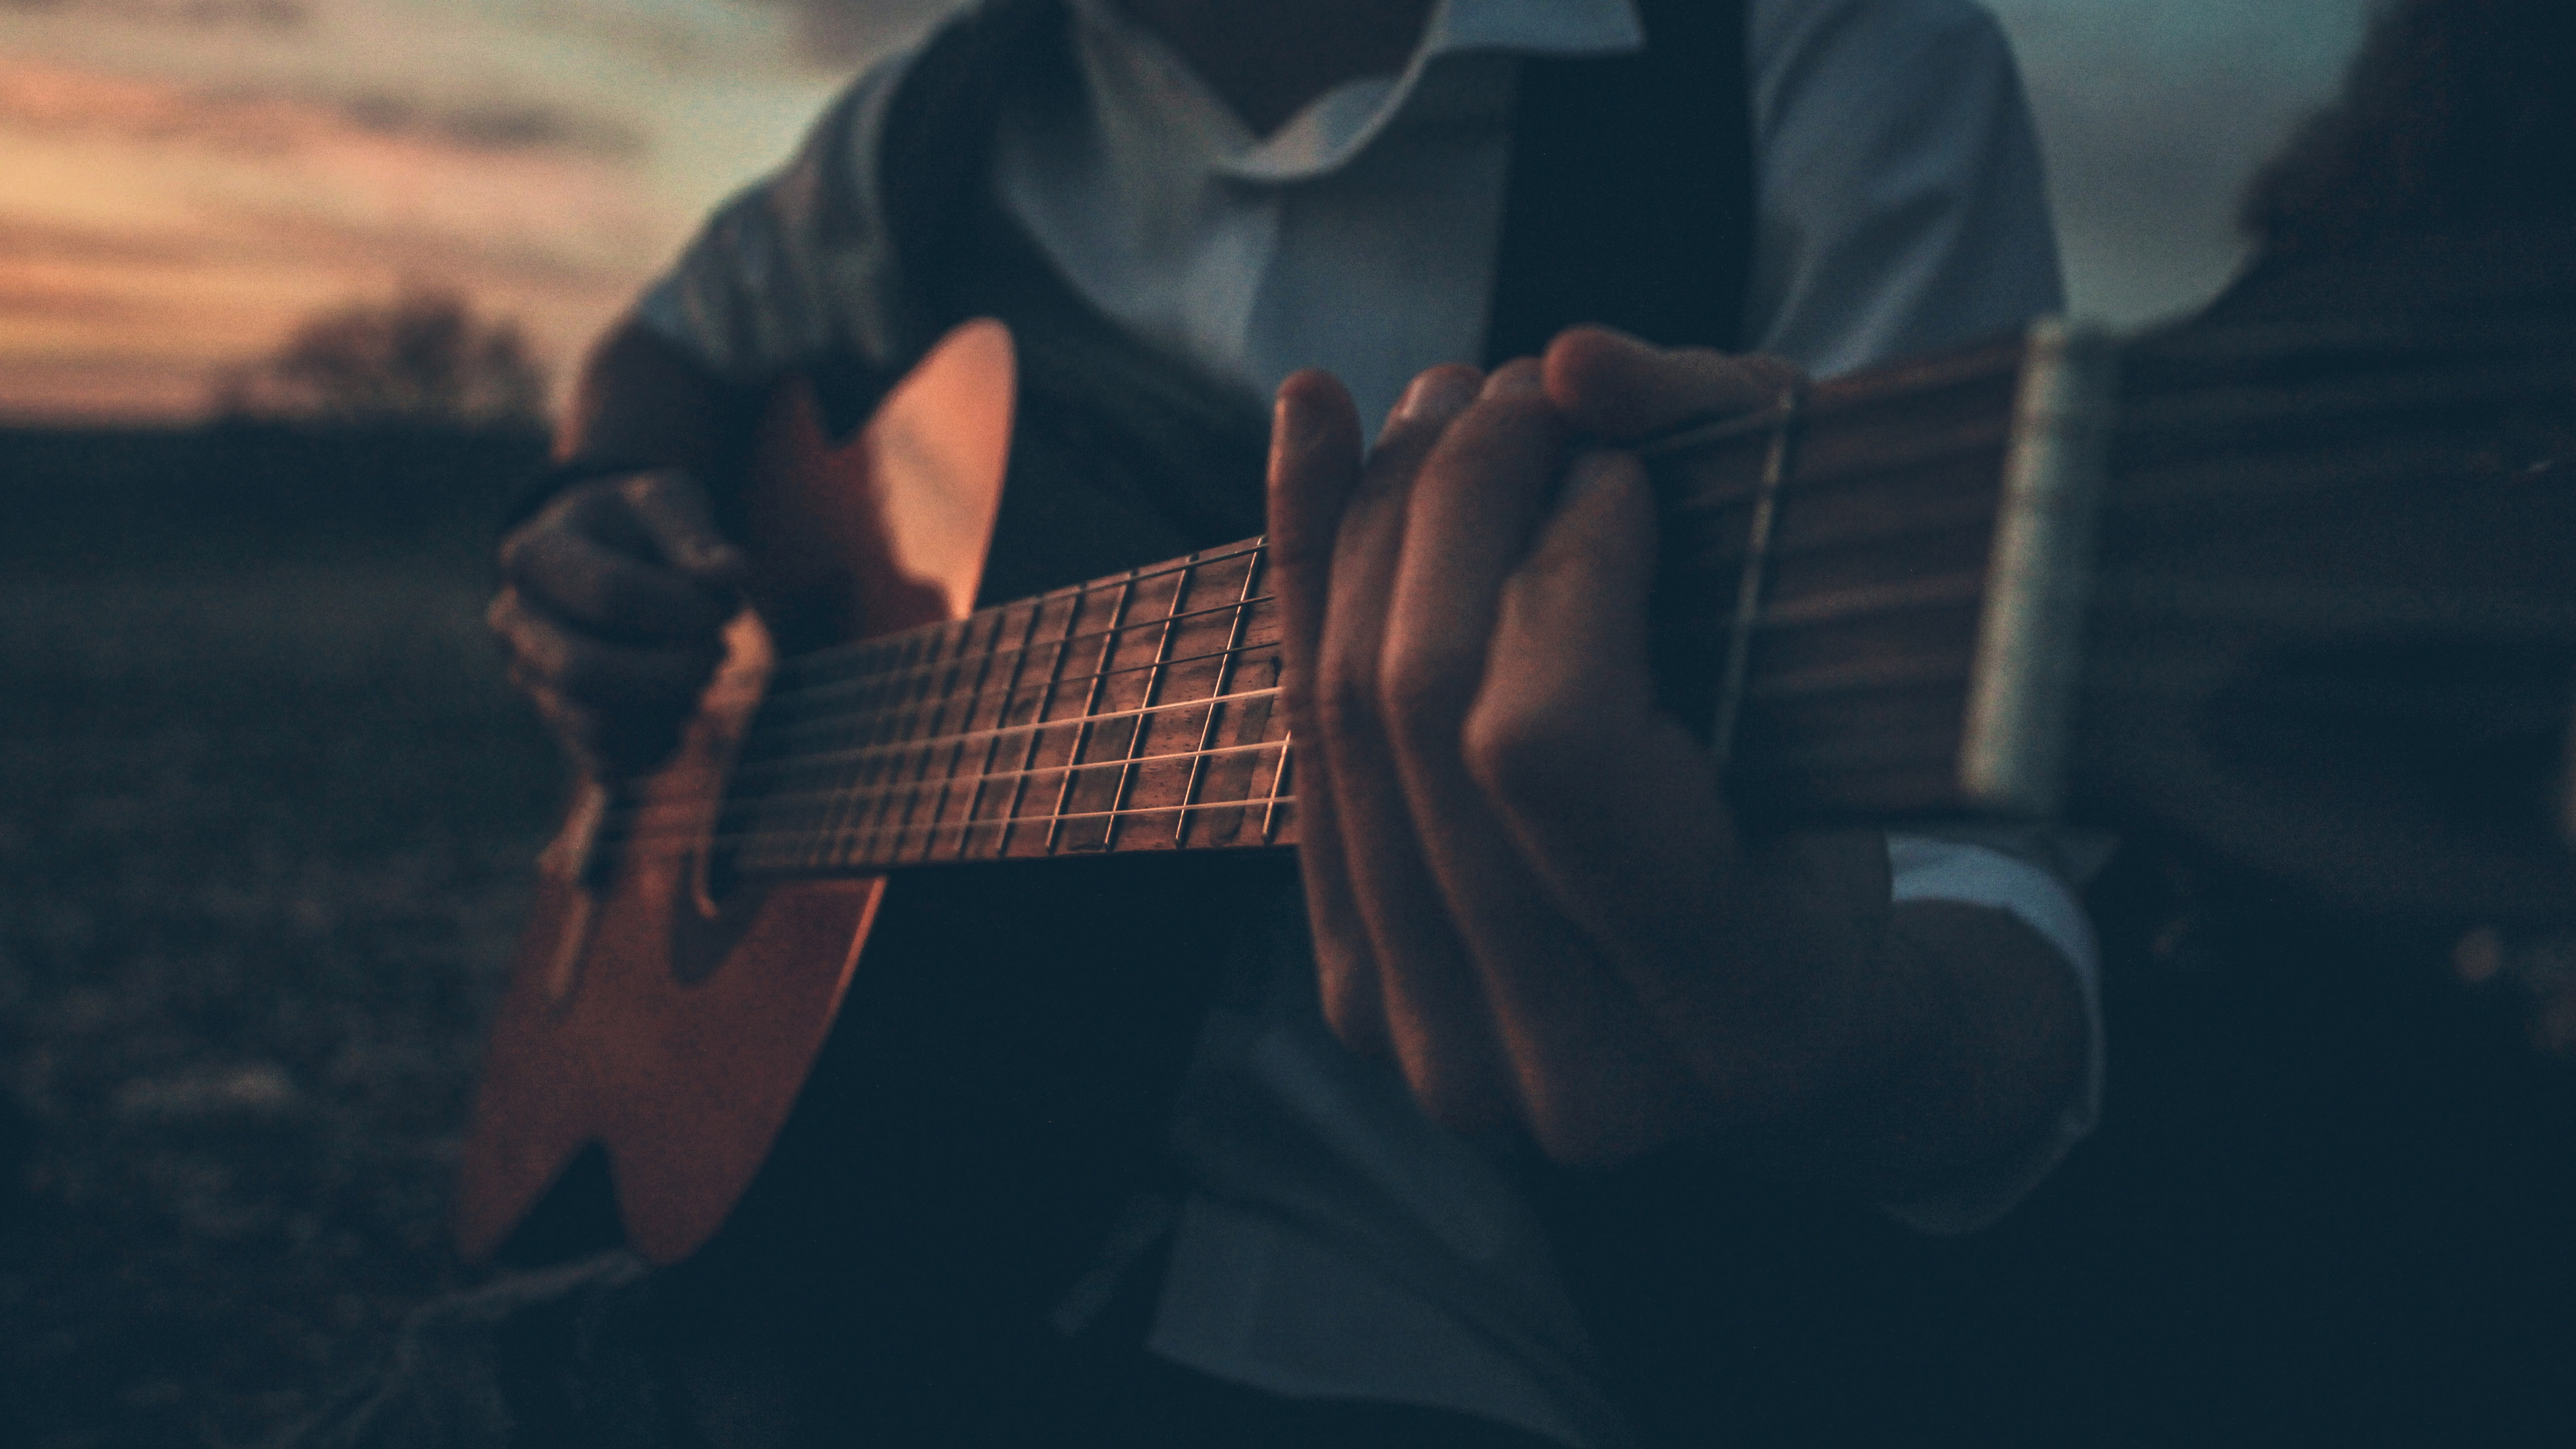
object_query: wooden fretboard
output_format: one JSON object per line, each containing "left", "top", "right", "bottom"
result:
{"left": 694, "top": 324, "right": 2104, "bottom": 881}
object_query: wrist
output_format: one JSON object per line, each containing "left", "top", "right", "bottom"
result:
{"left": 500, "top": 456, "right": 666, "bottom": 535}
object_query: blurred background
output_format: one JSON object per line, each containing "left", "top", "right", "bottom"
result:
{"left": 12, "top": 2, "right": 2517, "bottom": 1447}
{"left": 0, "top": 0, "right": 2368, "bottom": 424}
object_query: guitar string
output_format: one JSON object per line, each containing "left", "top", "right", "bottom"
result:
{"left": 626, "top": 515, "right": 2576, "bottom": 845}
{"left": 1175, "top": 541, "right": 1268, "bottom": 846}
{"left": 944, "top": 589, "right": 1045, "bottom": 861}
{"left": 991, "top": 574, "right": 1093, "bottom": 860}
{"left": 783, "top": 345, "right": 2519, "bottom": 706}
{"left": 721, "top": 348, "right": 2535, "bottom": 727}
{"left": 599, "top": 742, "right": 1299, "bottom": 862}
{"left": 600, "top": 564, "right": 2576, "bottom": 870}
{"left": 732, "top": 370, "right": 2558, "bottom": 736}
{"left": 900, "top": 601, "right": 1012, "bottom": 862}
{"left": 605, "top": 737, "right": 1288, "bottom": 861}
{"left": 599, "top": 623, "right": 2027, "bottom": 853}
{"left": 597, "top": 792, "right": 1308, "bottom": 874}
{"left": 631, "top": 472, "right": 2576, "bottom": 842}
{"left": 1042, "top": 570, "right": 1144, "bottom": 851}
{"left": 725, "top": 536, "right": 1986, "bottom": 784}
{"left": 1094, "top": 560, "right": 1196, "bottom": 852}
{"left": 775, "top": 568, "right": 1167, "bottom": 862}
{"left": 742, "top": 483, "right": 1971, "bottom": 746}
{"left": 599, "top": 690, "right": 1292, "bottom": 843}
{"left": 577, "top": 338, "right": 2576, "bottom": 855}
{"left": 728, "top": 376, "right": 1952, "bottom": 720}
{"left": 732, "top": 421, "right": 2025, "bottom": 714}
{"left": 729, "top": 484, "right": 1993, "bottom": 760}
{"left": 731, "top": 636, "right": 1282, "bottom": 775}
{"left": 756, "top": 539, "right": 1272, "bottom": 691}
{"left": 623, "top": 563, "right": 1279, "bottom": 856}
{"left": 649, "top": 570, "right": 2576, "bottom": 867}
{"left": 755, "top": 584, "right": 1280, "bottom": 722}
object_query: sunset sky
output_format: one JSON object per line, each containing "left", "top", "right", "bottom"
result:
{"left": 0, "top": 0, "right": 2369, "bottom": 423}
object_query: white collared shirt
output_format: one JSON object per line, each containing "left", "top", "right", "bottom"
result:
{"left": 638, "top": 3, "right": 2094, "bottom": 1445}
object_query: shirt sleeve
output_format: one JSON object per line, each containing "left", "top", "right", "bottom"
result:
{"left": 631, "top": 53, "right": 920, "bottom": 384}
{"left": 1743, "top": 0, "right": 2065, "bottom": 376}
{"left": 1874, "top": 831, "right": 2107, "bottom": 1235}
{"left": 1741, "top": 0, "right": 2093, "bottom": 1233}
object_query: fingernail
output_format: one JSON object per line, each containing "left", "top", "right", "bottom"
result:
{"left": 1482, "top": 364, "right": 1544, "bottom": 400}
{"left": 1395, "top": 368, "right": 1480, "bottom": 421}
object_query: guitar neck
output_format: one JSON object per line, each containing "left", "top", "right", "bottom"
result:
{"left": 709, "top": 325, "right": 2092, "bottom": 880}
{"left": 711, "top": 313, "right": 2576, "bottom": 888}
{"left": 724, "top": 536, "right": 1299, "bottom": 876}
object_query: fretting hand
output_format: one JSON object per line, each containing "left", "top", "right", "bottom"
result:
{"left": 1267, "top": 326, "right": 2086, "bottom": 1191}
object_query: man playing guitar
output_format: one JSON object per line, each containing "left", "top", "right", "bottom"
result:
{"left": 456, "top": 0, "right": 2099, "bottom": 1443}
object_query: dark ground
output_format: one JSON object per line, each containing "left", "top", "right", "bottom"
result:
{"left": 0, "top": 425, "right": 561, "bottom": 1447}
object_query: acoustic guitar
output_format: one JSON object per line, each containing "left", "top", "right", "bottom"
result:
{"left": 455, "top": 313, "right": 2576, "bottom": 1267}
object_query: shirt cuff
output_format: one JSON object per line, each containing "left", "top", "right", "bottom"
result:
{"left": 1873, "top": 832, "right": 2105, "bottom": 1235}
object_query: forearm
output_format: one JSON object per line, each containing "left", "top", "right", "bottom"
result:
{"left": 1781, "top": 896, "right": 2089, "bottom": 1201}
{"left": 1485, "top": 702, "right": 2089, "bottom": 1198}
{"left": 500, "top": 317, "right": 763, "bottom": 538}
{"left": 555, "top": 316, "right": 749, "bottom": 474}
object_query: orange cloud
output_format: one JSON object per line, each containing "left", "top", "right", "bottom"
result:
{"left": 0, "top": 57, "right": 667, "bottom": 422}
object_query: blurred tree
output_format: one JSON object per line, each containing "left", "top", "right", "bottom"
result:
{"left": 214, "top": 286, "right": 549, "bottom": 428}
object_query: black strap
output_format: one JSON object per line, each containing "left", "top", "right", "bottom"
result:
{"left": 872, "top": 0, "right": 1070, "bottom": 375}
{"left": 1485, "top": 0, "right": 1756, "bottom": 363}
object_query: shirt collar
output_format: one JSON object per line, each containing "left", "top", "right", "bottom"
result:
{"left": 1062, "top": 0, "right": 1643, "bottom": 184}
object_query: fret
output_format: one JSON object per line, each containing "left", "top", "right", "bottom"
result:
{"left": 789, "top": 638, "right": 855, "bottom": 870}
{"left": 819, "top": 634, "right": 895, "bottom": 867}
{"left": 742, "top": 588, "right": 1285, "bottom": 754}
{"left": 743, "top": 686, "right": 1290, "bottom": 833}
{"left": 1101, "top": 558, "right": 1197, "bottom": 851}
{"left": 902, "top": 615, "right": 979, "bottom": 856}
{"left": 812, "top": 637, "right": 895, "bottom": 872}
{"left": 848, "top": 628, "right": 942, "bottom": 866}
{"left": 1710, "top": 387, "right": 1800, "bottom": 763}
{"left": 1046, "top": 571, "right": 1140, "bottom": 852}
{"left": 953, "top": 598, "right": 1045, "bottom": 861}
{"left": 928, "top": 613, "right": 993, "bottom": 853}
{"left": 1175, "top": 541, "right": 1266, "bottom": 845}
{"left": 997, "top": 584, "right": 1087, "bottom": 858}
{"left": 848, "top": 638, "right": 919, "bottom": 864}
{"left": 1261, "top": 730, "right": 1291, "bottom": 842}
{"left": 901, "top": 611, "right": 995, "bottom": 862}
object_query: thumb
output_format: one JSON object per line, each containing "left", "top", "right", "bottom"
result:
{"left": 619, "top": 469, "right": 746, "bottom": 588}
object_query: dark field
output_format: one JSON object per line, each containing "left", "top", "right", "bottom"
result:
{"left": 0, "top": 426, "right": 562, "bottom": 1447}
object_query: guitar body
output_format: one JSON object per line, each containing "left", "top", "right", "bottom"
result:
{"left": 455, "top": 321, "right": 1017, "bottom": 1266}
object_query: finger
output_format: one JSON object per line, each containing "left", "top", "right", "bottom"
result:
{"left": 1469, "top": 449, "right": 1729, "bottom": 949}
{"left": 500, "top": 515, "right": 739, "bottom": 643}
{"left": 1379, "top": 361, "right": 1567, "bottom": 769}
{"left": 1304, "top": 365, "right": 1525, "bottom": 1124}
{"left": 1267, "top": 371, "right": 1390, "bottom": 1056}
{"left": 1541, "top": 324, "right": 1802, "bottom": 438}
{"left": 489, "top": 586, "right": 726, "bottom": 723}
{"left": 1377, "top": 384, "right": 1712, "bottom": 1157}
{"left": 617, "top": 469, "right": 749, "bottom": 588}
{"left": 1468, "top": 453, "right": 1882, "bottom": 1106}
